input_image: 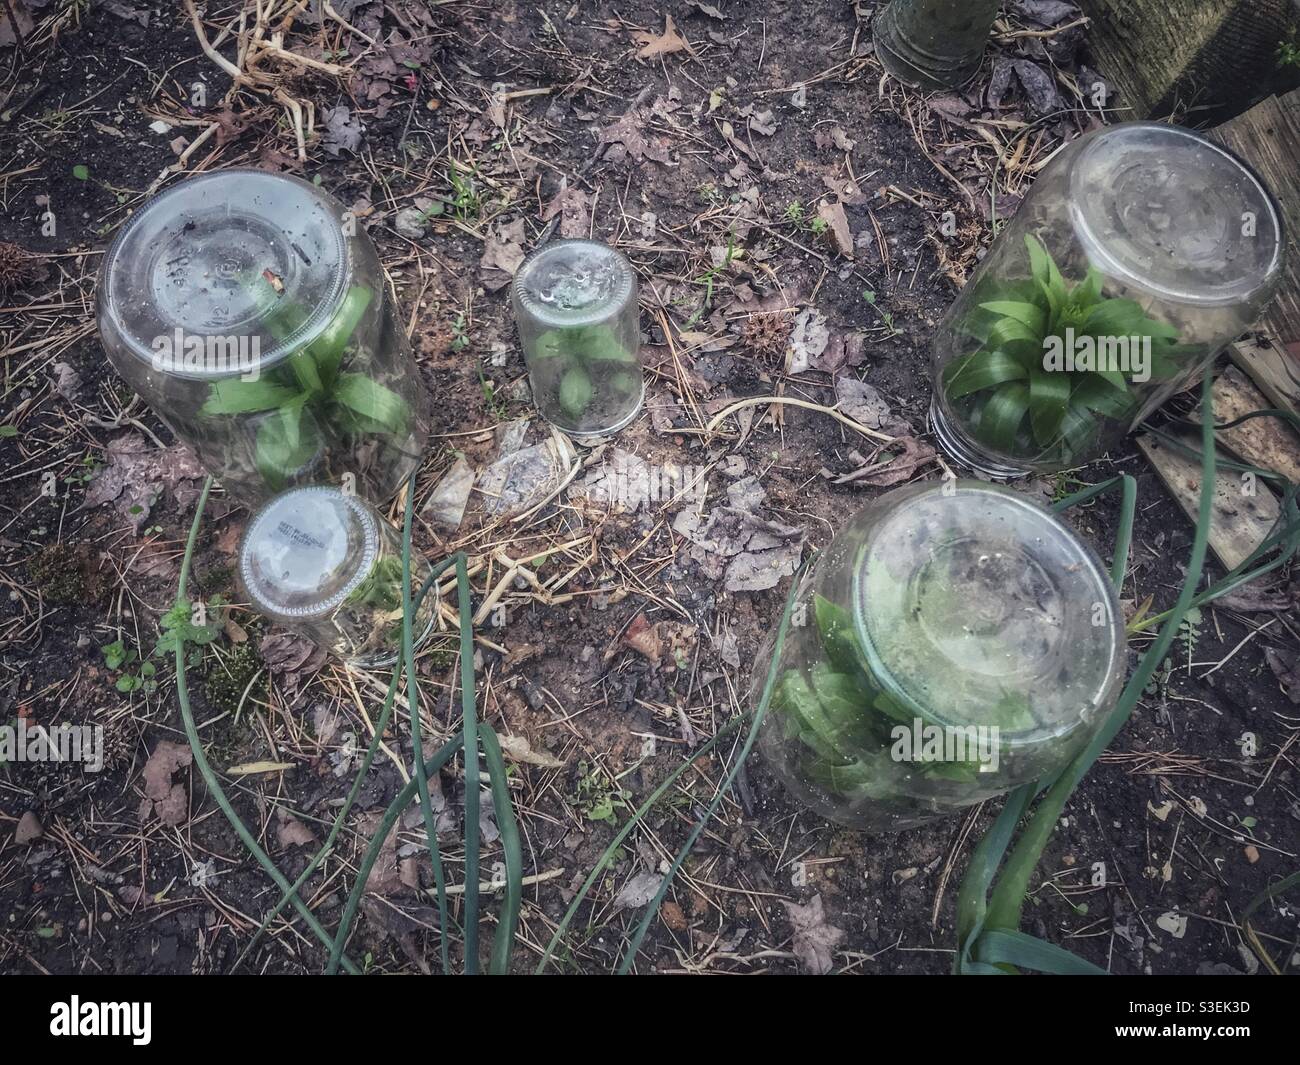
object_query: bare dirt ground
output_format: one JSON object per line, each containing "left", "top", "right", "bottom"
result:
{"left": 0, "top": 0, "right": 1297, "bottom": 975}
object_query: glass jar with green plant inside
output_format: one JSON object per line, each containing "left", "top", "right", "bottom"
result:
{"left": 930, "top": 123, "right": 1283, "bottom": 478}
{"left": 239, "top": 485, "right": 437, "bottom": 668}
{"left": 511, "top": 239, "right": 643, "bottom": 435}
{"left": 97, "top": 170, "right": 429, "bottom": 503}
{"left": 753, "top": 481, "right": 1125, "bottom": 833}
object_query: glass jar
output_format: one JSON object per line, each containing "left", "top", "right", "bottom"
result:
{"left": 930, "top": 123, "right": 1284, "bottom": 478}
{"left": 510, "top": 238, "right": 643, "bottom": 435}
{"left": 239, "top": 485, "right": 436, "bottom": 668}
{"left": 753, "top": 481, "right": 1125, "bottom": 833}
{"left": 874, "top": 0, "right": 1002, "bottom": 91}
{"left": 97, "top": 170, "right": 429, "bottom": 504}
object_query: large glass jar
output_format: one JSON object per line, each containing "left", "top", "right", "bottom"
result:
{"left": 97, "top": 170, "right": 429, "bottom": 504}
{"left": 930, "top": 123, "right": 1283, "bottom": 478}
{"left": 511, "top": 239, "right": 643, "bottom": 435}
{"left": 753, "top": 481, "right": 1125, "bottom": 833}
{"left": 239, "top": 486, "right": 436, "bottom": 668}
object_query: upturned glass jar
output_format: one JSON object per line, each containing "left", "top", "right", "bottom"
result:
{"left": 930, "top": 123, "right": 1283, "bottom": 478}
{"left": 97, "top": 170, "right": 429, "bottom": 504}
{"left": 753, "top": 481, "right": 1125, "bottom": 833}
{"left": 239, "top": 485, "right": 436, "bottom": 668}
{"left": 510, "top": 238, "right": 643, "bottom": 435}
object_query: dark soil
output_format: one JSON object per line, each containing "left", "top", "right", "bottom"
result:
{"left": 0, "top": 1, "right": 1296, "bottom": 976}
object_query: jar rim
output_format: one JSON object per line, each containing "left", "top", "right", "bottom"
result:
{"left": 239, "top": 485, "right": 380, "bottom": 619}
{"left": 510, "top": 238, "right": 636, "bottom": 327}
{"left": 849, "top": 482, "right": 1125, "bottom": 748}
{"left": 1067, "top": 122, "right": 1285, "bottom": 307}
{"left": 97, "top": 169, "right": 353, "bottom": 380}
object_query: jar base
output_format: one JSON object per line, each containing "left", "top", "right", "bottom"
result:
{"left": 928, "top": 396, "right": 1032, "bottom": 481}
{"left": 346, "top": 608, "right": 438, "bottom": 670}
{"left": 543, "top": 377, "right": 645, "bottom": 439}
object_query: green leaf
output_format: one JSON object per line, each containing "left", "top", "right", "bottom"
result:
{"left": 813, "top": 594, "right": 862, "bottom": 673}
{"left": 309, "top": 285, "right": 374, "bottom": 382}
{"left": 284, "top": 348, "right": 324, "bottom": 395}
{"left": 973, "top": 928, "right": 1107, "bottom": 975}
{"left": 944, "top": 349, "right": 1028, "bottom": 400}
{"left": 558, "top": 366, "right": 594, "bottom": 417}
{"left": 332, "top": 373, "right": 409, "bottom": 434}
{"left": 978, "top": 300, "right": 1046, "bottom": 333}
{"left": 1072, "top": 376, "right": 1138, "bottom": 420}
{"left": 0, "top": 425, "right": 16, "bottom": 438}
{"left": 973, "top": 382, "right": 1030, "bottom": 453}
{"left": 72, "top": 164, "right": 89, "bottom": 181}
{"left": 1024, "top": 234, "right": 1050, "bottom": 287}
{"left": 201, "top": 378, "right": 301, "bottom": 416}
{"left": 255, "top": 406, "right": 322, "bottom": 487}
{"left": 1028, "top": 363, "right": 1072, "bottom": 446}
{"left": 986, "top": 316, "right": 1042, "bottom": 354}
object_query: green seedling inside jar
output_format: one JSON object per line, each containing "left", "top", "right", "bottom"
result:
{"left": 532, "top": 323, "right": 642, "bottom": 420}
{"left": 200, "top": 280, "right": 411, "bottom": 489}
{"left": 941, "top": 235, "right": 1194, "bottom": 468}
{"left": 755, "top": 483, "right": 1125, "bottom": 832}
{"left": 512, "top": 239, "right": 645, "bottom": 435}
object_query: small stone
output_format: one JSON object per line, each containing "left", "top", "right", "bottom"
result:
{"left": 1244, "top": 845, "right": 1260, "bottom": 864}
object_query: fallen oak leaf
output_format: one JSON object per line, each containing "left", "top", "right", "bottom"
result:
{"left": 632, "top": 14, "right": 693, "bottom": 59}
{"left": 782, "top": 894, "right": 845, "bottom": 975}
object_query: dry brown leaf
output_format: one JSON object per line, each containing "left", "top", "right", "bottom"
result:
{"left": 498, "top": 733, "right": 565, "bottom": 769}
{"left": 818, "top": 200, "right": 854, "bottom": 258}
{"left": 632, "top": 14, "right": 692, "bottom": 59}
{"left": 782, "top": 894, "right": 845, "bottom": 975}
{"left": 276, "top": 812, "right": 317, "bottom": 849}
{"left": 141, "top": 740, "right": 192, "bottom": 826}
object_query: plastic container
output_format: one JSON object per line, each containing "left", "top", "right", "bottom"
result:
{"left": 97, "top": 170, "right": 429, "bottom": 503}
{"left": 239, "top": 485, "right": 436, "bottom": 668}
{"left": 510, "top": 238, "right": 643, "bottom": 435}
{"left": 930, "top": 123, "right": 1283, "bottom": 478}
{"left": 753, "top": 481, "right": 1125, "bottom": 833}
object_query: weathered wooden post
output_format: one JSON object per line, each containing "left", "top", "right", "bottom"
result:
{"left": 873, "top": 0, "right": 1002, "bottom": 90}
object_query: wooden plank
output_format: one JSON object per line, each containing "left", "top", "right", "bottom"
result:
{"left": 1229, "top": 337, "right": 1300, "bottom": 420}
{"left": 1078, "top": 0, "right": 1300, "bottom": 124}
{"left": 1212, "top": 89, "right": 1300, "bottom": 346}
{"left": 1137, "top": 432, "right": 1280, "bottom": 572}
{"left": 1211, "top": 364, "right": 1300, "bottom": 483}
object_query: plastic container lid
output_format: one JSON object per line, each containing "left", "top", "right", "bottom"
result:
{"left": 240, "top": 486, "right": 379, "bottom": 620}
{"left": 853, "top": 483, "right": 1123, "bottom": 745}
{"left": 511, "top": 239, "right": 635, "bottom": 327}
{"left": 1069, "top": 124, "right": 1283, "bottom": 306}
{"left": 100, "top": 170, "right": 349, "bottom": 377}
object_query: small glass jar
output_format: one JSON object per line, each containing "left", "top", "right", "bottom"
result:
{"left": 97, "top": 170, "right": 429, "bottom": 504}
{"left": 239, "top": 485, "right": 436, "bottom": 668}
{"left": 510, "top": 238, "right": 643, "bottom": 435}
{"left": 753, "top": 481, "right": 1125, "bottom": 833}
{"left": 930, "top": 123, "right": 1284, "bottom": 478}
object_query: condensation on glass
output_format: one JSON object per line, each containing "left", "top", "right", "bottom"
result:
{"left": 752, "top": 482, "right": 1125, "bottom": 833}
{"left": 510, "top": 238, "right": 643, "bottom": 435}
{"left": 97, "top": 170, "right": 429, "bottom": 504}
{"left": 239, "top": 486, "right": 436, "bottom": 668}
{"left": 930, "top": 122, "right": 1284, "bottom": 478}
